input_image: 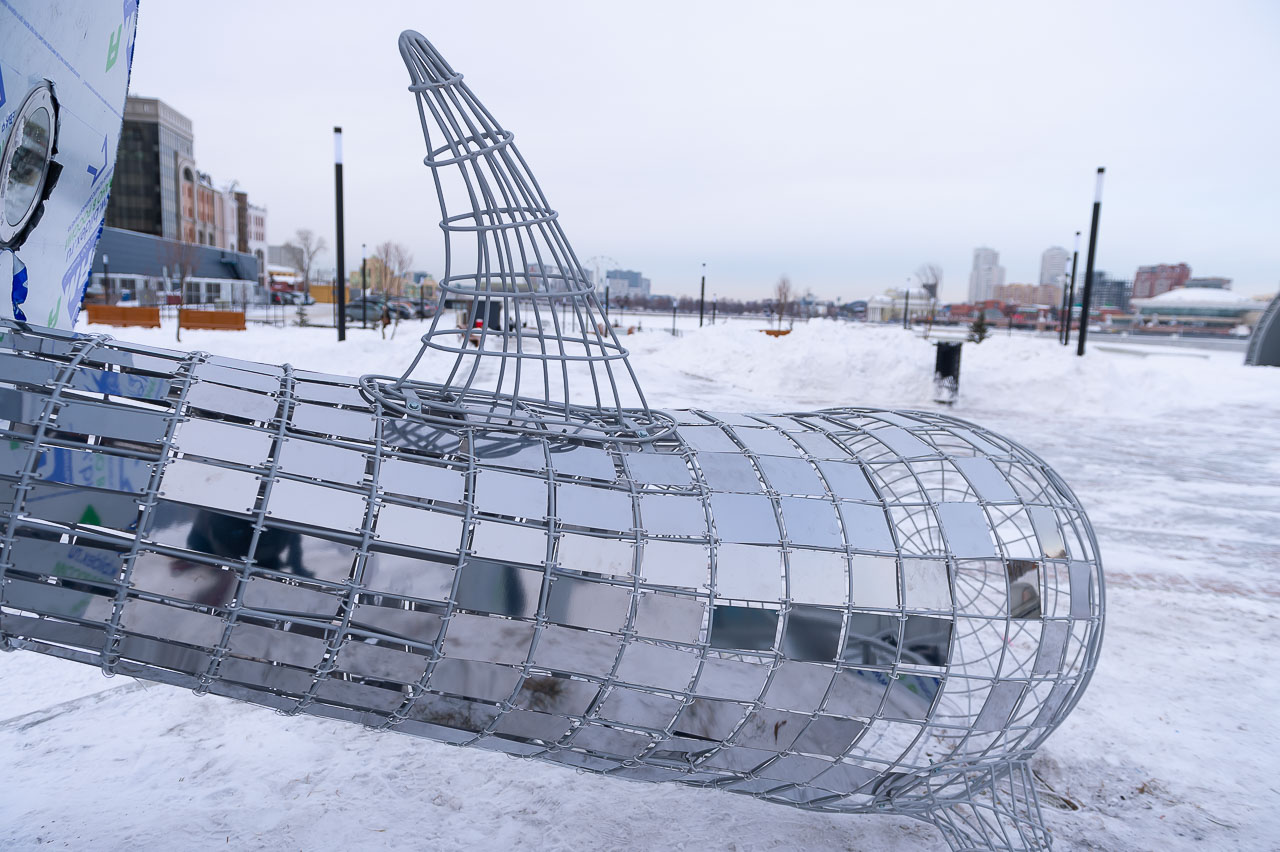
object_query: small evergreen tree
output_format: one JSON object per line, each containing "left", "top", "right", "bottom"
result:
{"left": 968, "top": 312, "right": 991, "bottom": 343}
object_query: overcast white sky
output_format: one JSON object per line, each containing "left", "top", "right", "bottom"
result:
{"left": 128, "top": 1, "right": 1279, "bottom": 302}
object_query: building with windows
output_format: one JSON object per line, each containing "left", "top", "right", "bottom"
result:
{"left": 993, "top": 282, "right": 1062, "bottom": 306}
{"left": 107, "top": 97, "right": 195, "bottom": 241}
{"left": 967, "top": 247, "right": 1005, "bottom": 304}
{"left": 1039, "top": 246, "right": 1069, "bottom": 287}
{"left": 235, "top": 192, "right": 268, "bottom": 288}
{"left": 87, "top": 226, "right": 259, "bottom": 306}
{"left": 1133, "top": 263, "right": 1191, "bottom": 299}
{"left": 605, "top": 269, "right": 651, "bottom": 301}
{"left": 1083, "top": 270, "right": 1133, "bottom": 312}
{"left": 1186, "top": 277, "right": 1232, "bottom": 290}
{"left": 1131, "top": 287, "right": 1268, "bottom": 331}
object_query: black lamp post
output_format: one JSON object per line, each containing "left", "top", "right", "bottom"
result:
{"left": 1077, "top": 169, "right": 1105, "bottom": 357}
{"left": 333, "top": 127, "right": 346, "bottom": 342}
{"left": 698, "top": 262, "right": 706, "bottom": 327}
{"left": 1062, "top": 230, "right": 1080, "bottom": 346}
{"left": 361, "top": 243, "right": 368, "bottom": 329}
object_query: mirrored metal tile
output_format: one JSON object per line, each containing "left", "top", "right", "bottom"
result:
{"left": 290, "top": 402, "right": 376, "bottom": 442}
{"left": 277, "top": 437, "right": 367, "bottom": 485}
{"left": 531, "top": 624, "right": 621, "bottom": 677}
{"left": 469, "top": 521, "right": 548, "bottom": 565}
{"left": 185, "top": 381, "right": 279, "bottom": 422}
{"left": 632, "top": 591, "right": 705, "bottom": 644}
{"left": 266, "top": 478, "right": 365, "bottom": 532}
{"left": 788, "top": 549, "right": 848, "bottom": 605}
{"left": 839, "top": 503, "right": 896, "bottom": 553}
{"left": 548, "top": 444, "right": 615, "bottom": 481}
{"left": 901, "top": 559, "right": 952, "bottom": 611}
{"left": 695, "top": 452, "right": 763, "bottom": 492}
{"left": 160, "top": 459, "right": 260, "bottom": 514}
{"left": 55, "top": 401, "right": 169, "bottom": 444}
{"left": 731, "top": 427, "right": 797, "bottom": 457}
{"left": 638, "top": 539, "right": 709, "bottom": 590}
{"left": 175, "top": 419, "right": 274, "bottom": 466}
{"left": 554, "top": 483, "right": 633, "bottom": 531}
{"left": 714, "top": 544, "right": 783, "bottom": 601}
{"left": 557, "top": 533, "right": 634, "bottom": 578}
{"left": 710, "top": 493, "right": 779, "bottom": 545}
{"left": 364, "top": 548, "right": 456, "bottom": 602}
{"left": 193, "top": 362, "right": 280, "bottom": 394}
{"left": 546, "top": 575, "right": 632, "bottom": 632}
{"left": 710, "top": 605, "right": 779, "bottom": 652}
{"left": 473, "top": 469, "right": 549, "bottom": 520}
{"left": 622, "top": 452, "right": 691, "bottom": 486}
{"left": 455, "top": 560, "right": 542, "bottom": 618}
{"left": 781, "top": 606, "right": 843, "bottom": 662}
{"left": 379, "top": 457, "right": 465, "bottom": 503}
{"left": 615, "top": 640, "right": 700, "bottom": 691}
{"left": 638, "top": 494, "right": 708, "bottom": 538}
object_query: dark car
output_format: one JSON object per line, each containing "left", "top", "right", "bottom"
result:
{"left": 345, "top": 298, "right": 410, "bottom": 321}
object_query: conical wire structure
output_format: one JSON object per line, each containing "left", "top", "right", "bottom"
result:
{"left": 362, "top": 32, "right": 669, "bottom": 441}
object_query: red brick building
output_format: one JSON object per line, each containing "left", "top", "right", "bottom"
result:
{"left": 1133, "top": 263, "right": 1190, "bottom": 299}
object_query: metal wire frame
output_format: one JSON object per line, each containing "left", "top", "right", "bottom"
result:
{"left": 378, "top": 31, "right": 666, "bottom": 441}
{"left": 0, "top": 320, "right": 1102, "bottom": 850}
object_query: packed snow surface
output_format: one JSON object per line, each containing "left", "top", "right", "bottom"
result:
{"left": 3, "top": 317, "right": 1278, "bottom": 851}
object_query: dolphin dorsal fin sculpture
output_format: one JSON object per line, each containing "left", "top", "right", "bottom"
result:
{"left": 366, "top": 31, "right": 666, "bottom": 442}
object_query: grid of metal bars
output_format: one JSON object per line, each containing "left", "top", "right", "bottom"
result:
{"left": 0, "top": 319, "right": 1102, "bottom": 850}
{"left": 0, "top": 29, "right": 1105, "bottom": 851}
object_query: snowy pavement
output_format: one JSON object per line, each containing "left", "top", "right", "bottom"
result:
{"left": 3, "top": 320, "right": 1278, "bottom": 850}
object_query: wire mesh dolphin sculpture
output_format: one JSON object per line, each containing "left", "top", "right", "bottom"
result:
{"left": 0, "top": 29, "right": 1103, "bottom": 851}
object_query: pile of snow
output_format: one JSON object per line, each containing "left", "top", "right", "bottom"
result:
{"left": 3, "top": 317, "right": 1278, "bottom": 850}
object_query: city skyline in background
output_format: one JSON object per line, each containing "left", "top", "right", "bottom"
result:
{"left": 124, "top": 1, "right": 1279, "bottom": 302}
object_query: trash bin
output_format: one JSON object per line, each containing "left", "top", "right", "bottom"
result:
{"left": 934, "top": 341, "right": 962, "bottom": 405}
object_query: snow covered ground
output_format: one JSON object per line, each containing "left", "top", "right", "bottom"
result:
{"left": 3, "top": 318, "right": 1278, "bottom": 851}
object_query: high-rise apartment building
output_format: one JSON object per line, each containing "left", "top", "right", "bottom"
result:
{"left": 968, "top": 247, "right": 1005, "bottom": 304}
{"left": 605, "top": 269, "right": 651, "bottom": 300}
{"left": 1039, "top": 246, "right": 1069, "bottom": 287}
{"left": 1133, "top": 263, "right": 1190, "bottom": 299}
{"left": 1086, "top": 271, "right": 1133, "bottom": 311}
{"left": 107, "top": 97, "right": 195, "bottom": 241}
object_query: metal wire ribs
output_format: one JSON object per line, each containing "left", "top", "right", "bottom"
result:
{"left": 385, "top": 31, "right": 652, "bottom": 441}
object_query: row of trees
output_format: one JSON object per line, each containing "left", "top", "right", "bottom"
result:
{"left": 279, "top": 231, "right": 417, "bottom": 297}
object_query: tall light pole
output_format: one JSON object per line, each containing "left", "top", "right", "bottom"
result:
{"left": 903, "top": 277, "right": 911, "bottom": 330}
{"left": 1062, "top": 230, "right": 1081, "bottom": 346}
{"left": 671, "top": 298, "right": 678, "bottom": 335}
{"left": 698, "top": 262, "right": 707, "bottom": 327}
{"left": 333, "top": 127, "right": 346, "bottom": 342}
{"left": 712, "top": 293, "right": 717, "bottom": 325}
{"left": 1077, "top": 169, "right": 1105, "bottom": 357}
{"left": 361, "top": 243, "right": 368, "bottom": 329}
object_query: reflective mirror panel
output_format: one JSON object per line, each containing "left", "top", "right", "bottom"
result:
{"left": 473, "top": 469, "right": 549, "bottom": 520}
{"left": 638, "top": 539, "right": 708, "bottom": 589}
{"left": 379, "top": 458, "right": 465, "bottom": 503}
{"left": 696, "top": 452, "right": 763, "bottom": 492}
{"left": 277, "top": 438, "right": 367, "bottom": 485}
{"left": 56, "top": 401, "right": 168, "bottom": 445}
{"left": 555, "top": 483, "right": 633, "bottom": 532}
{"left": 632, "top": 591, "right": 705, "bottom": 644}
{"left": 615, "top": 640, "right": 700, "bottom": 691}
{"left": 548, "top": 444, "right": 615, "bottom": 481}
{"left": 936, "top": 502, "right": 997, "bottom": 559}
{"left": 469, "top": 521, "right": 548, "bottom": 565}
{"left": 901, "top": 559, "right": 952, "bottom": 611}
{"left": 193, "top": 363, "right": 279, "bottom": 394}
{"left": 185, "top": 381, "right": 279, "bottom": 422}
{"left": 176, "top": 419, "right": 274, "bottom": 467}
{"left": 294, "top": 381, "right": 367, "bottom": 407}
{"left": 758, "top": 455, "right": 827, "bottom": 496}
{"left": 23, "top": 483, "right": 139, "bottom": 531}
{"left": 159, "top": 459, "right": 260, "bottom": 514}
{"left": 455, "top": 560, "right": 543, "bottom": 618}
{"left": 546, "top": 575, "right": 632, "bottom": 632}
{"left": 710, "top": 494, "right": 779, "bottom": 545}
{"left": 766, "top": 661, "right": 835, "bottom": 711}
{"left": 710, "top": 605, "right": 779, "bottom": 652}
{"left": 780, "top": 605, "right": 843, "bottom": 662}
{"left": 1027, "top": 506, "right": 1068, "bottom": 559}
{"left": 266, "top": 478, "right": 365, "bottom": 532}
{"left": 779, "top": 497, "right": 843, "bottom": 548}
{"left": 1006, "top": 559, "right": 1042, "bottom": 619}
{"left": 952, "top": 456, "right": 1017, "bottom": 502}
{"left": 694, "top": 655, "right": 771, "bottom": 700}
{"left": 290, "top": 403, "right": 376, "bottom": 442}
{"left": 788, "top": 549, "right": 849, "bottom": 605}
{"left": 838, "top": 503, "right": 895, "bottom": 553}
{"left": 714, "top": 544, "right": 783, "bottom": 601}
{"left": 375, "top": 503, "right": 464, "bottom": 552}
{"left": 731, "top": 427, "right": 797, "bottom": 457}
{"left": 638, "top": 494, "right": 708, "bottom": 538}
{"left": 622, "top": 452, "right": 692, "bottom": 486}
{"left": 364, "top": 548, "right": 456, "bottom": 602}
{"left": 557, "top": 533, "right": 634, "bottom": 578}
{"left": 851, "top": 555, "right": 899, "bottom": 608}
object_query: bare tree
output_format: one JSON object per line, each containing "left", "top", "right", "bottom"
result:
{"left": 773, "top": 275, "right": 792, "bottom": 329}
{"left": 374, "top": 241, "right": 414, "bottom": 297}
{"left": 916, "top": 263, "right": 942, "bottom": 301}
{"left": 285, "top": 228, "right": 327, "bottom": 288}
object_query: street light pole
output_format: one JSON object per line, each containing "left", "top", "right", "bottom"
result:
{"left": 712, "top": 294, "right": 717, "bottom": 325}
{"left": 1077, "top": 169, "right": 1105, "bottom": 357}
{"left": 1062, "top": 230, "right": 1081, "bottom": 346}
{"left": 903, "top": 278, "right": 911, "bottom": 330}
{"left": 361, "top": 243, "right": 368, "bottom": 329}
{"left": 671, "top": 298, "right": 678, "bottom": 335}
{"left": 333, "top": 127, "right": 346, "bottom": 342}
{"left": 698, "top": 262, "right": 706, "bottom": 327}
{"left": 102, "top": 254, "right": 110, "bottom": 303}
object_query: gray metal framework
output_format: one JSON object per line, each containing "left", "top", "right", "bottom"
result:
{"left": 0, "top": 31, "right": 1104, "bottom": 851}
{"left": 1245, "top": 292, "right": 1280, "bottom": 367}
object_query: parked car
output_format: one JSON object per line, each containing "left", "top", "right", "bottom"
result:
{"left": 388, "top": 298, "right": 432, "bottom": 319}
{"left": 345, "top": 297, "right": 411, "bottom": 321}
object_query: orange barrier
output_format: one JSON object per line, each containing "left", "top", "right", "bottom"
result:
{"left": 83, "top": 305, "right": 161, "bottom": 328}
{"left": 761, "top": 328, "right": 792, "bottom": 337}
{"left": 178, "top": 309, "right": 246, "bottom": 331}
